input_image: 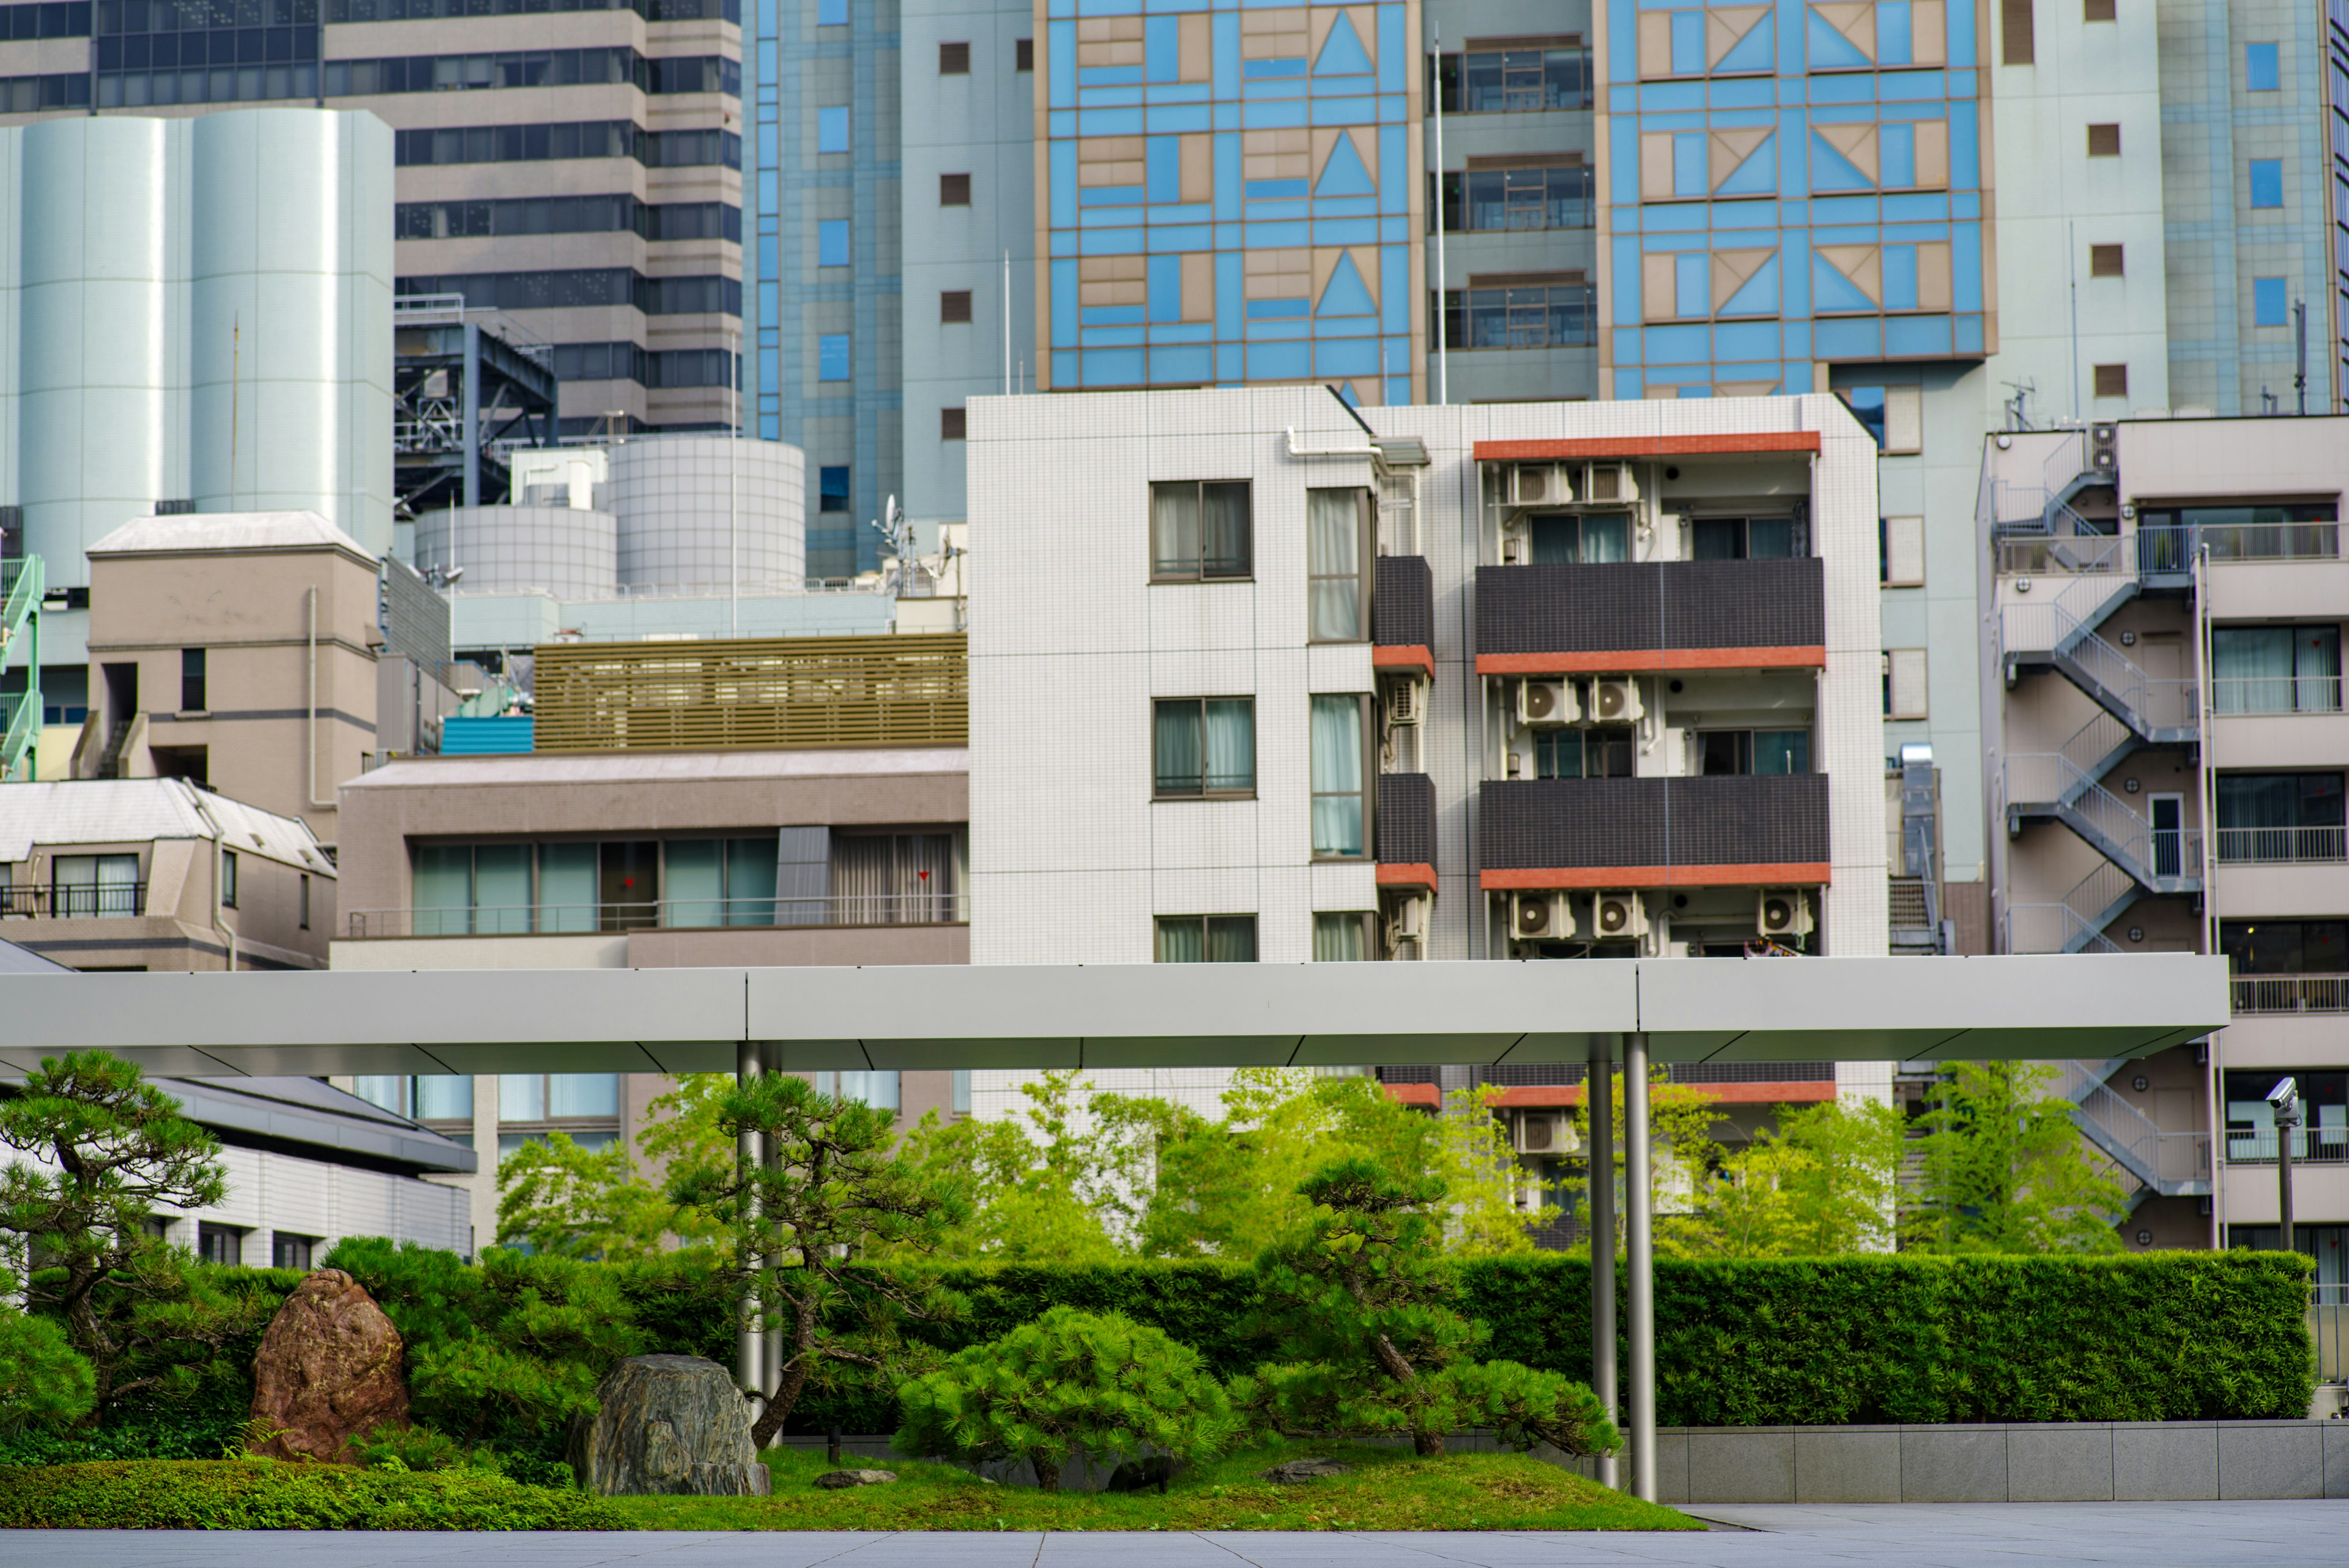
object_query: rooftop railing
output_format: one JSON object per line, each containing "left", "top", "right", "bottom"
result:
{"left": 346, "top": 891, "right": 969, "bottom": 938}
{"left": 2137, "top": 521, "right": 2341, "bottom": 574}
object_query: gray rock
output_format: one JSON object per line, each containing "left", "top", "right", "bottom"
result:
{"left": 1107, "top": 1455, "right": 1177, "bottom": 1493}
{"left": 814, "top": 1468, "right": 899, "bottom": 1488}
{"left": 1260, "top": 1457, "right": 1352, "bottom": 1484}
{"left": 566, "top": 1354, "right": 773, "bottom": 1497}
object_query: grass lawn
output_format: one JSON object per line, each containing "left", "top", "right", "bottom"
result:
{"left": 608, "top": 1441, "right": 1702, "bottom": 1532}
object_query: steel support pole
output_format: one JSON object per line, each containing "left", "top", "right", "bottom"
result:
{"left": 2279, "top": 1109, "right": 2298, "bottom": 1255}
{"left": 1587, "top": 1034, "right": 1617, "bottom": 1491}
{"left": 1624, "top": 1030, "right": 1655, "bottom": 1502}
{"left": 735, "top": 1040, "right": 763, "bottom": 1416}
{"left": 760, "top": 1041, "right": 782, "bottom": 1405}
{"left": 461, "top": 319, "right": 481, "bottom": 510}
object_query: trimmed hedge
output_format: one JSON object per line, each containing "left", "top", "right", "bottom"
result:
{"left": 0, "top": 1461, "right": 625, "bottom": 1529}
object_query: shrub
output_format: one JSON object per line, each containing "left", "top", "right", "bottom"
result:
{"left": 0, "top": 1306, "right": 96, "bottom": 1432}
{"left": 894, "top": 1306, "right": 1239, "bottom": 1491}
{"left": 0, "top": 1460, "right": 624, "bottom": 1529}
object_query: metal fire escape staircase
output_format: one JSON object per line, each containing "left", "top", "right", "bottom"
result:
{"left": 2055, "top": 1059, "right": 2213, "bottom": 1207}
{"left": 0, "top": 555, "right": 40, "bottom": 782}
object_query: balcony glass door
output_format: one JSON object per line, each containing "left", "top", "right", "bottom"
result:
{"left": 2150, "top": 794, "right": 2183, "bottom": 879}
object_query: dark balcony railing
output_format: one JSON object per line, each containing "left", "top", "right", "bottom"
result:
{"left": 1477, "top": 558, "right": 1824, "bottom": 662}
{"left": 1375, "top": 772, "right": 1435, "bottom": 867}
{"left": 0, "top": 883, "right": 147, "bottom": 919}
{"left": 1372, "top": 555, "right": 1434, "bottom": 652}
{"left": 1479, "top": 774, "right": 1828, "bottom": 873}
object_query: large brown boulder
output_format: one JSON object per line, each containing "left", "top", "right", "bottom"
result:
{"left": 247, "top": 1268, "right": 409, "bottom": 1462}
{"left": 567, "top": 1354, "right": 771, "bottom": 1496}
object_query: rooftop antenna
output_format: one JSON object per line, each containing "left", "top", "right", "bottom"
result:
{"left": 2000, "top": 378, "right": 2036, "bottom": 432}
{"left": 1430, "top": 22, "right": 1449, "bottom": 406}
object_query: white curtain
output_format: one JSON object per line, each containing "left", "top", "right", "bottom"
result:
{"left": 1156, "top": 700, "right": 1203, "bottom": 793}
{"left": 1580, "top": 513, "right": 1631, "bottom": 562}
{"left": 2299, "top": 628, "right": 2342, "bottom": 713}
{"left": 1314, "top": 912, "right": 1367, "bottom": 960}
{"left": 665, "top": 840, "right": 724, "bottom": 927}
{"left": 1307, "top": 488, "right": 1363, "bottom": 640}
{"left": 2213, "top": 627, "right": 2293, "bottom": 714}
{"left": 1310, "top": 694, "right": 1365, "bottom": 856}
{"left": 1151, "top": 483, "right": 1200, "bottom": 576}
{"left": 411, "top": 845, "right": 471, "bottom": 936}
{"left": 538, "top": 843, "right": 596, "bottom": 932}
{"left": 1156, "top": 918, "right": 1206, "bottom": 962}
{"left": 1203, "top": 698, "right": 1255, "bottom": 792}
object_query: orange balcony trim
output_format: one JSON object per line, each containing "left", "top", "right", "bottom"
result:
{"left": 1479, "top": 863, "right": 1832, "bottom": 891}
{"left": 1476, "top": 647, "right": 1825, "bottom": 675}
{"left": 1375, "top": 862, "right": 1438, "bottom": 888}
{"left": 1473, "top": 432, "right": 1823, "bottom": 462}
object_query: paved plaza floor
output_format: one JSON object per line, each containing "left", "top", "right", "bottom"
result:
{"left": 3, "top": 1504, "right": 2346, "bottom": 1568}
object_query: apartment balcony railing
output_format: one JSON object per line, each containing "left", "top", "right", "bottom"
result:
{"left": 2224, "top": 1129, "right": 2349, "bottom": 1165}
{"left": 2230, "top": 974, "right": 2349, "bottom": 1015}
{"left": 1375, "top": 771, "right": 1435, "bottom": 871}
{"left": 0, "top": 883, "right": 146, "bottom": 919}
{"left": 1479, "top": 774, "right": 1828, "bottom": 876}
{"left": 1476, "top": 558, "right": 1824, "bottom": 667}
{"left": 2214, "top": 826, "right": 2348, "bottom": 864}
{"left": 2211, "top": 677, "right": 2345, "bottom": 716}
{"left": 532, "top": 633, "right": 968, "bottom": 754}
{"left": 2315, "top": 1287, "right": 2349, "bottom": 1383}
{"left": 1371, "top": 554, "right": 1434, "bottom": 659}
{"left": 346, "top": 893, "right": 969, "bottom": 938}
{"left": 2137, "top": 521, "right": 2341, "bottom": 575}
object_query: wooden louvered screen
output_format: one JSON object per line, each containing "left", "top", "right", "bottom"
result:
{"left": 532, "top": 634, "right": 968, "bottom": 753}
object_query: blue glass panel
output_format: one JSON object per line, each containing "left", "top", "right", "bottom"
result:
{"left": 1721, "top": 256, "right": 1779, "bottom": 315}
{"left": 1313, "top": 196, "right": 1379, "bottom": 217}
{"left": 1146, "top": 15, "right": 1179, "bottom": 81}
{"left": 1612, "top": 236, "right": 1645, "bottom": 323}
{"left": 1810, "top": 73, "right": 1876, "bottom": 102}
{"left": 1149, "top": 324, "right": 1214, "bottom": 343}
{"left": 1807, "top": 10, "right": 1871, "bottom": 69}
{"left": 1052, "top": 259, "right": 1080, "bottom": 345}
{"left": 1147, "top": 223, "right": 1214, "bottom": 248}
{"left": 2248, "top": 158, "right": 2282, "bottom": 209}
{"left": 1082, "top": 186, "right": 1147, "bottom": 206}
{"left": 1148, "top": 103, "right": 1212, "bottom": 131}
{"left": 1081, "top": 67, "right": 1146, "bottom": 86}
{"left": 1314, "top": 12, "right": 1374, "bottom": 75}
{"left": 815, "top": 0, "right": 843, "bottom": 21}
{"left": 1052, "top": 108, "right": 1078, "bottom": 134}
{"left": 1245, "top": 57, "right": 1306, "bottom": 76}
{"left": 1877, "top": 1, "right": 1910, "bottom": 63}
{"left": 1378, "top": 3, "right": 1405, "bottom": 90}
{"left": 1813, "top": 316, "right": 1881, "bottom": 357}
{"left": 1315, "top": 337, "right": 1379, "bottom": 376}
{"left": 1714, "top": 321, "right": 1778, "bottom": 360}
{"left": 2245, "top": 42, "right": 2279, "bottom": 91}
{"left": 1641, "top": 81, "right": 1705, "bottom": 110}
{"left": 1780, "top": 321, "right": 1810, "bottom": 357}
{"left": 1882, "top": 192, "right": 1948, "bottom": 220}
{"left": 1671, "top": 9, "right": 1704, "bottom": 73}
{"left": 1053, "top": 350, "right": 1080, "bottom": 384}
{"left": 1148, "top": 253, "right": 1182, "bottom": 322}
{"left": 1151, "top": 344, "right": 1214, "bottom": 381}
{"left": 1674, "top": 132, "right": 1709, "bottom": 196}
{"left": 1953, "top": 314, "right": 1982, "bottom": 354}
{"left": 1813, "top": 253, "right": 1876, "bottom": 312}
{"left": 1881, "top": 243, "right": 1917, "bottom": 310}
{"left": 1247, "top": 219, "right": 1310, "bottom": 244}
{"left": 1247, "top": 340, "right": 1312, "bottom": 377}
{"left": 815, "top": 105, "right": 849, "bottom": 153}
{"left": 1646, "top": 204, "right": 1710, "bottom": 231}
{"left": 1315, "top": 133, "right": 1375, "bottom": 195}
{"left": 1248, "top": 299, "right": 1310, "bottom": 318}
{"left": 1084, "top": 347, "right": 1145, "bottom": 384}
{"left": 1308, "top": 94, "right": 1376, "bottom": 122}
{"left": 2252, "top": 277, "right": 2288, "bottom": 326}
{"left": 816, "top": 220, "right": 848, "bottom": 267}
{"left": 1716, "top": 132, "right": 1777, "bottom": 195}
{"left": 1675, "top": 251, "right": 1709, "bottom": 316}
{"left": 1879, "top": 71, "right": 1943, "bottom": 99}
{"left": 1885, "top": 314, "right": 1950, "bottom": 355}
{"left": 1247, "top": 179, "right": 1308, "bottom": 199}
{"left": 1809, "top": 130, "right": 1873, "bottom": 191}
{"left": 1080, "top": 226, "right": 1146, "bottom": 250}
{"left": 1384, "top": 335, "right": 1410, "bottom": 370}
{"left": 1613, "top": 328, "right": 1646, "bottom": 363}
{"left": 817, "top": 333, "right": 850, "bottom": 381}
{"left": 1244, "top": 98, "right": 1311, "bottom": 127}
{"left": 1384, "top": 374, "right": 1412, "bottom": 405}
{"left": 1312, "top": 217, "right": 1379, "bottom": 243}
{"left": 1318, "top": 253, "right": 1377, "bottom": 316}
{"left": 1646, "top": 324, "right": 1710, "bottom": 362}
{"left": 1082, "top": 324, "right": 1148, "bottom": 343}
{"left": 1713, "top": 74, "right": 1774, "bottom": 105}
{"left": 1080, "top": 107, "right": 1146, "bottom": 133}
{"left": 1880, "top": 122, "right": 1915, "bottom": 188}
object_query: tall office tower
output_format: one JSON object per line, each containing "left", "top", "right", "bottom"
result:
{"left": 0, "top": 0, "right": 742, "bottom": 440}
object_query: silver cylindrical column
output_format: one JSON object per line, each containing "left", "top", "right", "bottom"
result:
{"left": 1624, "top": 1030, "right": 1655, "bottom": 1502}
{"left": 760, "top": 1039, "right": 782, "bottom": 1412}
{"left": 1587, "top": 1034, "right": 1617, "bottom": 1491}
{"left": 735, "top": 1039, "right": 764, "bottom": 1415}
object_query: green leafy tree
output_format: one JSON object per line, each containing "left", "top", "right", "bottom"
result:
{"left": 1241, "top": 1158, "right": 1617, "bottom": 1459}
{"left": 1681, "top": 1098, "right": 1907, "bottom": 1258}
{"left": 897, "top": 1069, "right": 1126, "bottom": 1261}
{"left": 1567, "top": 1068, "right": 1727, "bottom": 1261}
{"left": 1906, "top": 1060, "right": 2128, "bottom": 1254}
{"left": 894, "top": 1306, "right": 1240, "bottom": 1491}
{"left": 0, "top": 1296, "right": 96, "bottom": 1432}
{"left": 494, "top": 1131, "right": 699, "bottom": 1260}
{"left": 668, "top": 1072, "right": 967, "bottom": 1447}
{"left": 0, "top": 1050, "right": 259, "bottom": 1414}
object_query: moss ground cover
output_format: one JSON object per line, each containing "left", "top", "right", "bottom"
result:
{"left": 0, "top": 1459, "right": 629, "bottom": 1529}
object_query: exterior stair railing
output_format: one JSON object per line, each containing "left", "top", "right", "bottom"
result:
{"left": 2004, "top": 859, "right": 2135, "bottom": 954}
{"left": 0, "top": 555, "right": 39, "bottom": 782}
{"left": 2054, "top": 1058, "right": 2212, "bottom": 1203}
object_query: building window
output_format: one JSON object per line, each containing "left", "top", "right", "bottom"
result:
{"left": 180, "top": 647, "right": 206, "bottom": 713}
{"left": 1433, "top": 163, "right": 1594, "bottom": 232}
{"left": 818, "top": 333, "right": 850, "bottom": 382}
{"left": 808, "top": 1070, "right": 901, "bottom": 1107}
{"left": 1698, "top": 729, "right": 1813, "bottom": 775}
{"left": 816, "top": 0, "right": 845, "bottom": 22}
{"left": 938, "top": 40, "right": 968, "bottom": 73}
{"left": 815, "top": 105, "right": 850, "bottom": 154}
{"left": 1014, "top": 37, "right": 1033, "bottom": 70}
{"left": 299, "top": 874, "right": 310, "bottom": 931}
{"left": 1313, "top": 912, "right": 1372, "bottom": 960}
{"left": 1529, "top": 513, "right": 1631, "bottom": 564}
{"left": 939, "top": 172, "right": 971, "bottom": 206}
{"left": 2000, "top": 0, "right": 2033, "bottom": 62}
{"left": 196, "top": 1222, "right": 245, "bottom": 1266}
{"left": 2224, "top": 1071, "right": 2347, "bottom": 1162}
{"left": 2212, "top": 625, "right": 2342, "bottom": 713}
{"left": 51, "top": 853, "right": 140, "bottom": 918}
{"left": 1431, "top": 282, "right": 1596, "bottom": 350}
{"left": 2244, "top": 41, "right": 2279, "bottom": 91}
{"left": 818, "top": 466, "right": 850, "bottom": 513}
{"left": 2092, "top": 363, "right": 2128, "bottom": 399}
{"left": 355, "top": 1074, "right": 475, "bottom": 1127}
{"left": 1153, "top": 698, "right": 1255, "bottom": 798}
{"left": 2082, "top": 0, "right": 2113, "bottom": 18}
{"left": 1535, "top": 724, "right": 1633, "bottom": 779}
{"left": 1885, "top": 649, "right": 1929, "bottom": 718}
{"left": 2086, "top": 122, "right": 2121, "bottom": 156}
{"left": 1156, "top": 915, "right": 1257, "bottom": 962}
{"left": 2223, "top": 921, "right": 2349, "bottom": 1016}
{"left": 272, "top": 1233, "right": 316, "bottom": 1271}
{"left": 1839, "top": 385, "right": 1923, "bottom": 451}
{"left": 2090, "top": 243, "right": 2124, "bottom": 277}
{"left": 1690, "top": 515, "right": 1807, "bottom": 560}
{"left": 220, "top": 850, "right": 238, "bottom": 909}
{"left": 497, "top": 1072, "right": 622, "bottom": 1157}
{"left": 2137, "top": 504, "right": 2339, "bottom": 565}
{"left": 2252, "top": 278, "right": 2288, "bottom": 327}
{"left": 1307, "top": 488, "right": 1370, "bottom": 642}
{"left": 941, "top": 289, "right": 972, "bottom": 323}
{"left": 1310, "top": 694, "right": 1368, "bottom": 858}
{"left": 2216, "top": 773, "right": 2346, "bottom": 863}
{"left": 1882, "top": 515, "right": 1926, "bottom": 585}
{"left": 1428, "top": 45, "right": 1590, "bottom": 113}
{"left": 941, "top": 407, "right": 966, "bottom": 440}
{"left": 1149, "top": 480, "right": 1252, "bottom": 581}
{"left": 817, "top": 219, "right": 849, "bottom": 267}
{"left": 2249, "top": 158, "right": 2283, "bottom": 208}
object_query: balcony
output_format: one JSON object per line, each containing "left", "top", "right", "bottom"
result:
{"left": 1375, "top": 771, "right": 1435, "bottom": 886}
{"left": 0, "top": 882, "right": 146, "bottom": 919}
{"left": 346, "top": 892, "right": 969, "bottom": 938}
{"left": 1371, "top": 555, "right": 1434, "bottom": 677}
{"left": 2231, "top": 975, "right": 2349, "bottom": 1016}
{"left": 1475, "top": 559, "right": 1824, "bottom": 673}
{"left": 2216, "top": 827, "right": 2346, "bottom": 865}
{"left": 532, "top": 633, "right": 968, "bottom": 754}
{"left": 1478, "top": 774, "right": 1828, "bottom": 886}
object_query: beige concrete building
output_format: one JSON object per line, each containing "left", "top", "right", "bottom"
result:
{"left": 0, "top": 778, "right": 335, "bottom": 971}
{"left": 330, "top": 637, "right": 970, "bottom": 1246}
{"left": 1983, "top": 413, "right": 2349, "bottom": 1265}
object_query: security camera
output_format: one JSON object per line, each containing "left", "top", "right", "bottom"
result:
{"left": 2268, "top": 1077, "right": 2299, "bottom": 1115}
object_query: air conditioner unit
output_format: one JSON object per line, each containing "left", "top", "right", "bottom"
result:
{"left": 1588, "top": 677, "right": 1644, "bottom": 725}
{"left": 1515, "top": 678, "right": 1578, "bottom": 729}
{"left": 1510, "top": 890, "right": 1576, "bottom": 942}
{"left": 1592, "top": 890, "right": 1647, "bottom": 940}
{"left": 1757, "top": 887, "right": 1814, "bottom": 938}
{"left": 1509, "top": 463, "right": 1573, "bottom": 507}
{"left": 1582, "top": 462, "right": 1641, "bottom": 505}
{"left": 1388, "top": 892, "right": 1430, "bottom": 943}
{"left": 2089, "top": 422, "right": 2118, "bottom": 474}
{"left": 1385, "top": 677, "right": 1428, "bottom": 728}
{"left": 1514, "top": 1110, "right": 1579, "bottom": 1156}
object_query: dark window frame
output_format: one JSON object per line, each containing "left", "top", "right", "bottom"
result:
{"left": 1306, "top": 486, "right": 1373, "bottom": 644}
{"left": 940, "top": 288, "right": 973, "bottom": 323}
{"left": 1148, "top": 478, "right": 1254, "bottom": 582}
{"left": 1154, "top": 913, "right": 1258, "bottom": 962}
{"left": 180, "top": 646, "right": 206, "bottom": 713}
{"left": 939, "top": 171, "right": 971, "bottom": 206}
{"left": 220, "top": 849, "right": 238, "bottom": 910}
{"left": 937, "top": 39, "right": 968, "bottom": 73}
{"left": 1152, "top": 696, "right": 1257, "bottom": 800}
{"left": 941, "top": 406, "right": 967, "bottom": 440}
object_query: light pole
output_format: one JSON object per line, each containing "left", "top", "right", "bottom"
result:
{"left": 2270, "top": 1077, "right": 2299, "bottom": 1253}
